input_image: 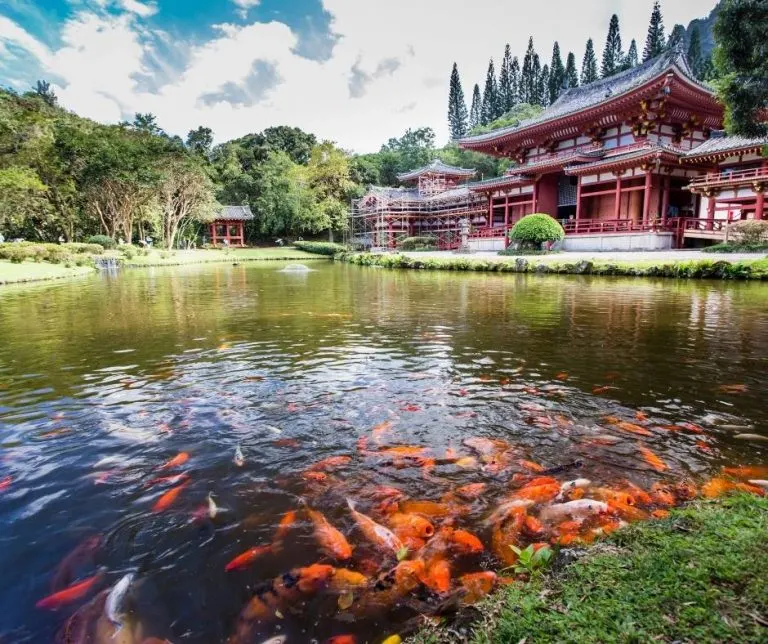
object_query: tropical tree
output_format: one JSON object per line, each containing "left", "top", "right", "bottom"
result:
{"left": 565, "top": 53, "right": 579, "bottom": 89}
{"left": 499, "top": 45, "right": 517, "bottom": 113}
{"left": 713, "top": 0, "right": 768, "bottom": 136}
{"left": 521, "top": 38, "right": 538, "bottom": 104}
{"left": 447, "top": 63, "right": 469, "bottom": 139}
{"left": 548, "top": 42, "right": 566, "bottom": 104}
{"left": 31, "top": 80, "right": 57, "bottom": 107}
{"left": 602, "top": 14, "right": 624, "bottom": 78}
{"left": 469, "top": 84, "right": 482, "bottom": 130}
{"left": 643, "top": 1, "right": 666, "bottom": 62}
{"left": 538, "top": 64, "right": 550, "bottom": 107}
{"left": 0, "top": 167, "right": 48, "bottom": 234}
{"left": 581, "top": 38, "right": 599, "bottom": 85}
{"left": 186, "top": 126, "right": 214, "bottom": 158}
{"left": 481, "top": 59, "right": 499, "bottom": 125}
{"left": 306, "top": 140, "right": 355, "bottom": 238}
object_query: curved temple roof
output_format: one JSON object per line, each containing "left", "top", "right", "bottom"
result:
{"left": 215, "top": 205, "right": 255, "bottom": 221}
{"left": 459, "top": 48, "right": 719, "bottom": 150}
{"left": 683, "top": 133, "right": 768, "bottom": 161}
{"left": 396, "top": 159, "right": 476, "bottom": 182}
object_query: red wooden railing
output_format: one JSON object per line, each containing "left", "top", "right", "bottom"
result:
{"left": 688, "top": 166, "right": 768, "bottom": 190}
{"left": 469, "top": 226, "right": 509, "bottom": 239}
{"left": 560, "top": 218, "right": 667, "bottom": 235}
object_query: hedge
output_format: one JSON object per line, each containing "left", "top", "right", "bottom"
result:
{"left": 292, "top": 241, "right": 347, "bottom": 256}
{"left": 399, "top": 236, "right": 437, "bottom": 251}
{"left": 86, "top": 234, "right": 116, "bottom": 250}
{"left": 0, "top": 243, "right": 100, "bottom": 267}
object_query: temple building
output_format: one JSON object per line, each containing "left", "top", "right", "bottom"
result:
{"left": 208, "top": 205, "right": 254, "bottom": 247}
{"left": 352, "top": 48, "right": 766, "bottom": 252}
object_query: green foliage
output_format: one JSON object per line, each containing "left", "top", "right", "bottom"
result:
{"left": 624, "top": 39, "right": 639, "bottom": 70}
{"left": 87, "top": 235, "right": 116, "bottom": 250}
{"left": 469, "top": 103, "right": 543, "bottom": 136}
{"left": 581, "top": 38, "right": 599, "bottom": 85}
{"left": 564, "top": 52, "right": 579, "bottom": 90}
{"left": 601, "top": 14, "right": 624, "bottom": 78}
{"left": 687, "top": 26, "right": 704, "bottom": 78}
{"left": 469, "top": 84, "right": 482, "bottom": 131}
{"left": 548, "top": 42, "right": 566, "bottom": 104}
{"left": 398, "top": 236, "right": 437, "bottom": 251}
{"left": 504, "top": 544, "right": 554, "bottom": 576}
{"left": 0, "top": 242, "right": 75, "bottom": 264}
{"left": 448, "top": 62, "right": 469, "bottom": 139}
{"left": 703, "top": 242, "right": 768, "bottom": 253}
{"left": 63, "top": 242, "right": 104, "bottom": 254}
{"left": 509, "top": 214, "right": 565, "bottom": 247}
{"left": 292, "top": 241, "right": 347, "bottom": 255}
{"left": 643, "top": 0, "right": 666, "bottom": 62}
{"left": 728, "top": 219, "right": 768, "bottom": 245}
{"left": 481, "top": 59, "right": 499, "bottom": 125}
{"left": 498, "top": 45, "right": 518, "bottom": 114}
{"left": 713, "top": 0, "right": 768, "bottom": 136}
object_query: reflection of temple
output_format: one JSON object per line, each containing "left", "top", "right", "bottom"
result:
{"left": 350, "top": 160, "right": 487, "bottom": 250}
{"left": 209, "top": 206, "right": 254, "bottom": 247}
{"left": 353, "top": 49, "right": 767, "bottom": 252}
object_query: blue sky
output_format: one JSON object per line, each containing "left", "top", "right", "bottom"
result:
{"left": 0, "top": 0, "right": 718, "bottom": 152}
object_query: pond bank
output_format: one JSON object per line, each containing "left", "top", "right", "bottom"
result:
{"left": 413, "top": 494, "right": 768, "bottom": 644}
{"left": 0, "top": 260, "right": 95, "bottom": 285}
{"left": 335, "top": 250, "right": 768, "bottom": 279}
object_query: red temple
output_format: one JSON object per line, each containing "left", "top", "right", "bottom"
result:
{"left": 353, "top": 49, "right": 766, "bottom": 251}
{"left": 209, "top": 206, "right": 254, "bottom": 247}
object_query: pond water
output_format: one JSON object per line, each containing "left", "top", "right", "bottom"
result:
{"left": 0, "top": 262, "right": 767, "bottom": 643}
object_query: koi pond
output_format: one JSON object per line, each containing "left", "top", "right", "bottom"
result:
{"left": 1, "top": 262, "right": 767, "bottom": 644}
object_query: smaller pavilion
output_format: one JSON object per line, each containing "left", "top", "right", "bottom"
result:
{"left": 209, "top": 206, "right": 254, "bottom": 247}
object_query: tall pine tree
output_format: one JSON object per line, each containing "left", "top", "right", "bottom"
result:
{"left": 643, "top": 0, "right": 666, "bottom": 62}
{"left": 521, "top": 37, "right": 538, "bottom": 104}
{"left": 601, "top": 14, "right": 623, "bottom": 78}
{"left": 481, "top": 58, "right": 499, "bottom": 125}
{"left": 538, "top": 64, "right": 550, "bottom": 107}
{"left": 469, "top": 84, "right": 482, "bottom": 130}
{"left": 687, "top": 25, "right": 703, "bottom": 79}
{"left": 581, "top": 38, "right": 599, "bottom": 85}
{"left": 499, "top": 44, "right": 515, "bottom": 114}
{"left": 447, "top": 62, "right": 469, "bottom": 139}
{"left": 565, "top": 52, "right": 579, "bottom": 89}
{"left": 532, "top": 53, "right": 542, "bottom": 106}
{"left": 548, "top": 42, "right": 566, "bottom": 104}
{"left": 510, "top": 57, "right": 521, "bottom": 107}
{"left": 624, "top": 39, "right": 639, "bottom": 70}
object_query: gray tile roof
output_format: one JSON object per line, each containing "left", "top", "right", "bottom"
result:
{"left": 361, "top": 185, "right": 475, "bottom": 205}
{"left": 684, "top": 134, "right": 768, "bottom": 159}
{"left": 396, "top": 159, "right": 476, "bottom": 182}
{"left": 215, "top": 205, "right": 254, "bottom": 221}
{"left": 468, "top": 174, "right": 534, "bottom": 191}
{"left": 564, "top": 143, "right": 684, "bottom": 174}
{"left": 460, "top": 48, "right": 713, "bottom": 146}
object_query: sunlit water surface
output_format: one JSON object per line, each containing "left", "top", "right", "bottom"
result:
{"left": 0, "top": 262, "right": 767, "bottom": 643}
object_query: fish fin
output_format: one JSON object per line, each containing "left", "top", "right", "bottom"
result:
{"left": 346, "top": 497, "right": 356, "bottom": 512}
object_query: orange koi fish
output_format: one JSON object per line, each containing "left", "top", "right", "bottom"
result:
{"left": 455, "top": 483, "right": 487, "bottom": 500}
{"left": 308, "top": 456, "right": 352, "bottom": 472}
{"left": 152, "top": 482, "right": 188, "bottom": 512}
{"left": 637, "top": 445, "right": 667, "bottom": 472}
{"left": 306, "top": 507, "right": 353, "bottom": 560}
{"left": 650, "top": 483, "right": 676, "bottom": 507}
{"left": 376, "top": 446, "right": 428, "bottom": 458}
{"left": 513, "top": 483, "right": 560, "bottom": 503}
{"left": 36, "top": 572, "right": 103, "bottom": 609}
{"left": 328, "top": 568, "right": 369, "bottom": 591}
{"left": 459, "top": 571, "right": 497, "bottom": 604}
{"left": 523, "top": 514, "right": 546, "bottom": 538}
{"left": 0, "top": 476, "right": 11, "bottom": 492}
{"left": 593, "top": 385, "right": 618, "bottom": 395}
{"left": 449, "top": 529, "right": 484, "bottom": 554}
{"left": 723, "top": 465, "right": 768, "bottom": 481}
{"left": 518, "top": 460, "right": 545, "bottom": 472}
{"left": 159, "top": 452, "right": 189, "bottom": 470}
{"left": 635, "top": 411, "right": 649, "bottom": 422}
{"left": 272, "top": 510, "right": 298, "bottom": 546}
{"left": 302, "top": 471, "right": 328, "bottom": 482}
{"left": 272, "top": 438, "right": 300, "bottom": 448}
{"left": 347, "top": 498, "right": 403, "bottom": 554}
{"left": 616, "top": 422, "right": 653, "bottom": 437}
{"left": 555, "top": 372, "right": 569, "bottom": 381}
{"left": 388, "top": 513, "right": 435, "bottom": 539}
{"left": 144, "top": 472, "right": 189, "bottom": 489}
{"left": 606, "top": 499, "right": 648, "bottom": 522}
{"left": 463, "top": 437, "right": 510, "bottom": 455}
{"left": 718, "top": 384, "right": 748, "bottom": 394}
{"left": 491, "top": 508, "right": 526, "bottom": 566}
{"left": 356, "top": 436, "right": 369, "bottom": 454}
{"left": 326, "top": 636, "right": 358, "bottom": 644}
{"left": 225, "top": 545, "right": 274, "bottom": 572}
{"left": 371, "top": 420, "right": 395, "bottom": 445}
{"left": 422, "top": 558, "right": 451, "bottom": 593}
{"left": 621, "top": 481, "right": 654, "bottom": 506}
{"left": 347, "top": 560, "right": 425, "bottom": 618}
{"left": 399, "top": 500, "right": 453, "bottom": 518}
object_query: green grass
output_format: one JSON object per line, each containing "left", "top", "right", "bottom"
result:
{"left": 114, "top": 246, "right": 324, "bottom": 267}
{"left": 0, "top": 259, "right": 95, "bottom": 284}
{"left": 415, "top": 495, "right": 768, "bottom": 644}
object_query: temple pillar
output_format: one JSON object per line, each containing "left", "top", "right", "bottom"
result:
{"left": 661, "top": 175, "right": 670, "bottom": 226}
{"left": 211, "top": 223, "right": 217, "bottom": 245}
{"left": 642, "top": 172, "right": 652, "bottom": 225}
{"left": 575, "top": 176, "right": 582, "bottom": 220}
{"left": 613, "top": 174, "right": 622, "bottom": 220}
{"left": 532, "top": 180, "right": 539, "bottom": 213}
{"left": 756, "top": 188, "right": 765, "bottom": 221}
{"left": 706, "top": 194, "right": 716, "bottom": 230}
{"left": 504, "top": 195, "right": 510, "bottom": 248}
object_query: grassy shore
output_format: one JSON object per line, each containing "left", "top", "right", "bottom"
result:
{"left": 414, "top": 494, "right": 768, "bottom": 644}
{"left": 336, "top": 251, "right": 768, "bottom": 280}
{"left": 0, "top": 260, "right": 95, "bottom": 285}
{"left": 116, "top": 246, "right": 323, "bottom": 267}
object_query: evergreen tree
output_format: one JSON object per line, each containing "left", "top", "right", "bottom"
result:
{"left": 469, "top": 84, "right": 482, "bottom": 130}
{"left": 713, "top": 0, "right": 768, "bottom": 136}
{"left": 548, "top": 42, "right": 566, "bottom": 104}
{"left": 510, "top": 57, "right": 521, "bottom": 107}
{"left": 538, "top": 64, "right": 550, "bottom": 107}
{"left": 687, "top": 25, "right": 703, "bottom": 78}
{"left": 565, "top": 52, "right": 579, "bottom": 89}
{"left": 481, "top": 59, "right": 499, "bottom": 125}
{"left": 601, "top": 14, "right": 623, "bottom": 78}
{"left": 499, "top": 44, "right": 514, "bottom": 113}
{"left": 667, "top": 24, "right": 686, "bottom": 51}
{"left": 521, "top": 38, "right": 538, "bottom": 104}
{"left": 643, "top": 0, "right": 666, "bottom": 61}
{"left": 581, "top": 38, "right": 599, "bottom": 85}
{"left": 447, "top": 62, "right": 469, "bottom": 139}
{"left": 624, "top": 39, "right": 639, "bottom": 70}
{"left": 532, "top": 53, "right": 542, "bottom": 105}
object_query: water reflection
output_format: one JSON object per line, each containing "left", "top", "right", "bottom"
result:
{"left": 0, "top": 263, "right": 766, "bottom": 642}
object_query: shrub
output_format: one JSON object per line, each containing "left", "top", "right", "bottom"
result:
{"left": 728, "top": 220, "right": 768, "bottom": 246}
{"left": 398, "top": 236, "right": 437, "bottom": 251}
{"left": 4, "top": 245, "right": 27, "bottom": 263}
{"left": 86, "top": 234, "right": 116, "bottom": 250}
{"left": 293, "top": 241, "right": 347, "bottom": 256}
{"left": 121, "top": 246, "right": 136, "bottom": 260}
{"left": 64, "top": 242, "right": 105, "bottom": 255}
{"left": 509, "top": 214, "right": 565, "bottom": 248}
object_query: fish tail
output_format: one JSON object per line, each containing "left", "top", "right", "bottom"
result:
{"left": 346, "top": 497, "right": 356, "bottom": 512}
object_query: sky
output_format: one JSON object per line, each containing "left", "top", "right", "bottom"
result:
{"left": 0, "top": 0, "right": 719, "bottom": 153}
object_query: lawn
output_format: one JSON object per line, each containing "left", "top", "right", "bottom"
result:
{"left": 117, "top": 246, "right": 324, "bottom": 267}
{"left": 0, "top": 260, "right": 95, "bottom": 285}
{"left": 415, "top": 494, "right": 768, "bottom": 644}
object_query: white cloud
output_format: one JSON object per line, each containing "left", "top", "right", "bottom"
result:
{"left": 232, "top": 0, "right": 261, "bottom": 19}
{"left": 119, "top": 1, "right": 158, "bottom": 18}
{"left": 0, "top": 1, "right": 719, "bottom": 152}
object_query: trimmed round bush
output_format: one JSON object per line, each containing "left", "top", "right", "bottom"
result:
{"left": 399, "top": 236, "right": 437, "bottom": 251}
{"left": 86, "top": 234, "right": 116, "bottom": 250}
{"left": 509, "top": 214, "right": 565, "bottom": 248}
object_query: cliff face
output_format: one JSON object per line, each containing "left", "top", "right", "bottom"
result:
{"left": 683, "top": 0, "right": 722, "bottom": 58}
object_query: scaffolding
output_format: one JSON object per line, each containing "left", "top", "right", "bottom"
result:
{"left": 347, "top": 186, "right": 487, "bottom": 251}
